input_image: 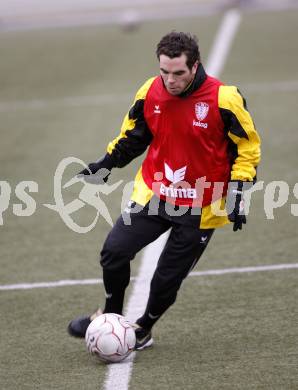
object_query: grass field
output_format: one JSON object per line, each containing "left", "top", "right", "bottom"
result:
{"left": 0, "top": 6, "right": 298, "bottom": 390}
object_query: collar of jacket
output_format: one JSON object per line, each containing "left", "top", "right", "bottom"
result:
{"left": 178, "top": 63, "right": 207, "bottom": 98}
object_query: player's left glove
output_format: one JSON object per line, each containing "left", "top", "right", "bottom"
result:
{"left": 227, "top": 180, "right": 246, "bottom": 232}
{"left": 77, "top": 154, "right": 114, "bottom": 184}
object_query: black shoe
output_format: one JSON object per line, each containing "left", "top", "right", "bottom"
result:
{"left": 68, "top": 308, "right": 102, "bottom": 338}
{"left": 68, "top": 316, "right": 91, "bottom": 338}
{"left": 134, "top": 325, "right": 153, "bottom": 350}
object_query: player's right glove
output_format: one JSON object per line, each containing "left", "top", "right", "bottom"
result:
{"left": 227, "top": 180, "right": 246, "bottom": 232}
{"left": 78, "top": 154, "right": 114, "bottom": 183}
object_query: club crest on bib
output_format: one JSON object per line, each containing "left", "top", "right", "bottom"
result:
{"left": 195, "top": 102, "right": 209, "bottom": 121}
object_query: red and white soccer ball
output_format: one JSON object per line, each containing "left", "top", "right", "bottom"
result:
{"left": 85, "top": 313, "right": 136, "bottom": 363}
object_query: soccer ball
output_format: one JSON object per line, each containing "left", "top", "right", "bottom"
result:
{"left": 85, "top": 313, "right": 136, "bottom": 363}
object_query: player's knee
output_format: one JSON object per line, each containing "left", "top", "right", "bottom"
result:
{"left": 151, "top": 267, "right": 183, "bottom": 290}
{"left": 150, "top": 275, "right": 180, "bottom": 303}
{"left": 100, "top": 237, "right": 132, "bottom": 271}
{"left": 150, "top": 288, "right": 177, "bottom": 310}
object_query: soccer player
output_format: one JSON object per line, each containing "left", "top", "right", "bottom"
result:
{"left": 68, "top": 32, "right": 261, "bottom": 349}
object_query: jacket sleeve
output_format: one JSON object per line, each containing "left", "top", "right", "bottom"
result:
{"left": 106, "top": 77, "right": 156, "bottom": 168}
{"left": 218, "top": 85, "right": 261, "bottom": 181}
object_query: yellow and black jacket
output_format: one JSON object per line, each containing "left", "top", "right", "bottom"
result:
{"left": 103, "top": 64, "right": 261, "bottom": 228}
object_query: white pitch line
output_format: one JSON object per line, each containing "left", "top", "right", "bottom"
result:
{"left": 189, "top": 262, "right": 298, "bottom": 276}
{"left": 205, "top": 8, "right": 242, "bottom": 77}
{"left": 1, "top": 263, "right": 298, "bottom": 291}
{"left": 103, "top": 232, "right": 169, "bottom": 390}
{"left": 0, "top": 278, "right": 103, "bottom": 291}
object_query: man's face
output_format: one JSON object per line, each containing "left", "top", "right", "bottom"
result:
{"left": 159, "top": 53, "right": 198, "bottom": 96}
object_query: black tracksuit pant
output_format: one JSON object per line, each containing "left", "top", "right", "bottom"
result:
{"left": 100, "top": 198, "right": 214, "bottom": 330}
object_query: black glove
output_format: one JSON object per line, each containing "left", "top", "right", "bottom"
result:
{"left": 227, "top": 180, "right": 246, "bottom": 232}
{"left": 78, "top": 154, "right": 114, "bottom": 183}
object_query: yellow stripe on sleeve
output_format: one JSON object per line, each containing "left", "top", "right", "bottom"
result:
{"left": 219, "top": 85, "right": 261, "bottom": 181}
{"left": 107, "top": 77, "right": 156, "bottom": 155}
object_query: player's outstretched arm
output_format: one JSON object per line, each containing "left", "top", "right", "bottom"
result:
{"left": 78, "top": 77, "right": 156, "bottom": 182}
{"left": 219, "top": 85, "right": 261, "bottom": 231}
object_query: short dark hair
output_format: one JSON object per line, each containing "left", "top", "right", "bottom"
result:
{"left": 156, "top": 31, "right": 200, "bottom": 69}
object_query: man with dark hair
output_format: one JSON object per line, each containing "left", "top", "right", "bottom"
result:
{"left": 156, "top": 31, "right": 200, "bottom": 69}
{"left": 68, "top": 31, "right": 261, "bottom": 350}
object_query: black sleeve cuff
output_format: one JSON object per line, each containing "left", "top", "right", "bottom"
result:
{"left": 99, "top": 153, "right": 115, "bottom": 171}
